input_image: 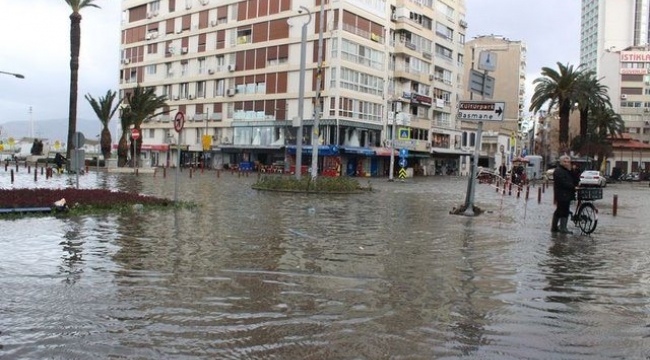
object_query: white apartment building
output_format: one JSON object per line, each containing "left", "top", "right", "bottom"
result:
{"left": 118, "top": 0, "right": 467, "bottom": 177}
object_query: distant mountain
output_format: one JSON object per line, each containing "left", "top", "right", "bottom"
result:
{"left": 0, "top": 118, "right": 116, "bottom": 143}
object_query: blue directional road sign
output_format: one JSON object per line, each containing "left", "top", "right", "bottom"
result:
{"left": 399, "top": 148, "right": 408, "bottom": 158}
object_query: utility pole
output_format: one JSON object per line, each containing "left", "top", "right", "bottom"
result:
{"left": 310, "top": 1, "right": 325, "bottom": 180}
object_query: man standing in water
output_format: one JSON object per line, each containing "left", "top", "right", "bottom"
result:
{"left": 552, "top": 155, "right": 576, "bottom": 234}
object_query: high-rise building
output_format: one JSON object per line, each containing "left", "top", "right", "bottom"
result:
{"left": 118, "top": 0, "right": 467, "bottom": 177}
{"left": 580, "top": 0, "right": 638, "bottom": 73}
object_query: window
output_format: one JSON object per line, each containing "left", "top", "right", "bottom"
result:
{"left": 196, "top": 81, "right": 206, "bottom": 98}
{"left": 181, "top": 62, "right": 188, "bottom": 76}
{"left": 166, "top": 62, "right": 173, "bottom": 77}
{"left": 146, "top": 64, "right": 156, "bottom": 75}
{"left": 179, "top": 82, "right": 188, "bottom": 98}
{"left": 163, "top": 85, "right": 171, "bottom": 98}
{"left": 236, "top": 28, "right": 252, "bottom": 45}
{"left": 198, "top": 58, "right": 206, "bottom": 74}
{"left": 214, "top": 78, "right": 225, "bottom": 96}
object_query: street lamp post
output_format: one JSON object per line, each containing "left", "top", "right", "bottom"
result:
{"left": 0, "top": 71, "right": 25, "bottom": 79}
{"left": 294, "top": 6, "right": 311, "bottom": 180}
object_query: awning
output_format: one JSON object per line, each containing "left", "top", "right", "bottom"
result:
{"left": 371, "top": 147, "right": 398, "bottom": 156}
{"left": 141, "top": 144, "right": 169, "bottom": 151}
{"left": 340, "top": 146, "right": 375, "bottom": 156}
{"left": 286, "top": 145, "right": 340, "bottom": 156}
{"left": 216, "top": 145, "right": 284, "bottom": 153}
{"left": 431, "top": 148, "right": 471, "bottom": 156}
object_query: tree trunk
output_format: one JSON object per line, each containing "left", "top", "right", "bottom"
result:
{"left": 66, "top": 12, "right": 82, "bottom": 169}
{"left": 101, "top": 126, "right": 112, "bottom": 160}
{"left": 118, "top": 135, "right": 129, "bottom": 167}
{"left": 579, "top": 108, "right": 588, "bottom": 140}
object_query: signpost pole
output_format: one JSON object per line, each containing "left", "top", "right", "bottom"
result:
{"left": 464, "top": 121, "right": 483, "bottom": 216}
{"left": 175, "top": 134, "right": 180, "bottom": 203}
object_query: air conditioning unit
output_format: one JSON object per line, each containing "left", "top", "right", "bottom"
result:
{"left": 227, "top": 64, "right": 236, "bottom": 72}
{"left": 226, "top": 88, "right": 236, "bottom": 96}
{"left": 200, "top": 0, "right": 209, "bottom": 5}
{"left": 152, "top": 32, "right": 158, "bottom": 39}
{"left": 167, "top": 46, "right": 175, "bottom": 54}
{"left": 429, "top": 74, "right": 435, "bottom": 81}
{"left": 176, "top": 29, "right": 183, "bottom": 34}
{"left": 147, "top": 12, "right": 152, "bottom": 19}
{"left": 153, "top": 11, "right": 159, "bottom": 16}
{"left": 621, "top": 94, "right": 627, "bottom": 100}
{"left": 186, "top": 3, "right": 192, "bottom": 10}
{"left": 181, "top": 47, "right": 188, "bottom": 54}
{"left": 208, "top": 68, "right": 215, "bottom": 74}
{"left": 223, "top": 136, "right": 230, "bottom": 143}
{"left": 391, "top": 13, "right": 397, "bottom": 21}
{"left": 174, "top": 95, "right": 180, "bottom": 100}
{"left": 645, "top": 108, "right": 650, "bottom": 113}
{"left": 188, "top": 94, "right": 194, "bottom": 100}
{"left": 122, "top": 58, "right": 130, "bottom": 64}
{"left": 210, "top": 20, "right": 217, "bottom": 27}
{"left": 145, "top": 33, "right": 153, "bottom": 40}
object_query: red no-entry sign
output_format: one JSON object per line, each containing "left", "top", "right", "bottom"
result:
{"left": 131, "top": 128, "right": 140, "bottom": 140}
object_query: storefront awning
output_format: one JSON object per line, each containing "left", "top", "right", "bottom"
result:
{"left": 371, "top": 147, "right": 398, "bottom": 156}
{"left": 286, "top": 145, "right": 339, "bottom": 156}
{"left": 431, "top": 148, "right": 471, "bottom": 156}
{"left": 340, "top": 146, "right": 375, "bottom": 156}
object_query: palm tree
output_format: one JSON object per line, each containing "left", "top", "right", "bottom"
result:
{"left": 64, "top": 0, "right": 100, "bottom": 166}
{"left": 529, "top": 62, "right": 584, "bottom": 152}
{"left": 85, "top": 90, "right": 120, "bottom": 161}
{"left": 574, "top": 71, "right": 611, "bottom": 139}
{"left": 118, "top": 85, "right": 168, "bottom": 166}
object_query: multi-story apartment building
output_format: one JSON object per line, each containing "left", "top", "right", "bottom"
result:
{"left": 459, "top": 35, "right": 527, "bottom": 172}
{"left": 580, "top": 0, "right": 650, "bottom": 174}
{"left": 118, "top": 0, "right": 467, "bottom": 177}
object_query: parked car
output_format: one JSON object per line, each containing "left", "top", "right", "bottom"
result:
{"left": 545, "top": 168, "right": 556, "bottom": 181}
{"left": 579, "top": 170, "right": 606, "bottom": 187}
{"left": 623, "top": 172, "right": 641, "bottom": 181}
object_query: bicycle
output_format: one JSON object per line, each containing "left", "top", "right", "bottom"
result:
{"left": 570, "top": 187, "right": 602, "bottom": 235}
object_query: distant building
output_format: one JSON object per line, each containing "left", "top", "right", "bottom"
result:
{"left": 460, "top": 35, "right": 527, "bottom": 171}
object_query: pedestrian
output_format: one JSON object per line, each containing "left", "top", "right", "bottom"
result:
{"left": 552, "top": 155, "right": 576, "bottom": 234}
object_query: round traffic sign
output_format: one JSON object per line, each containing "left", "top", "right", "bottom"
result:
{"left": 399, "top": 158, "right": 407, "bottom": 168}
{"left": 174, "top": 111, "right": 185, "bottom": 133}
{"left": 131, "top": 128, "right": 140, "bottom": 140}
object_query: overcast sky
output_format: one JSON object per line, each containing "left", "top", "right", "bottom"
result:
{"left": 0, "top": 0, "right": 581, "bottom": 127}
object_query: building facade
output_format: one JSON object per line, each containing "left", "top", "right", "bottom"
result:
{"left": 118, "top": 0, "right": 468, "bottom": 176}
{"left": 459, "top": 35, "right": 527, "bottom": 173}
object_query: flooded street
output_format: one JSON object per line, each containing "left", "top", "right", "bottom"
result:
{"left": 1, "top": 170, "right": 650, "bottom": 359}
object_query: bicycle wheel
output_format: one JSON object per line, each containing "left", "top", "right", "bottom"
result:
{"left": 576, "top": 203, "right": 598, "bottom": 234}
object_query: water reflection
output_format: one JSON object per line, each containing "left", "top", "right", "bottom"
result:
{"left": 543, "top": 238, "right": 602, "bottom": 304}
{"left": 2, "top": 174, "right": 650, "bottom": 358}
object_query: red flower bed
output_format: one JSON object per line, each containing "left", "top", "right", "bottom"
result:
{"left": 0, "top": 188, "right": 171, "bottom": 209}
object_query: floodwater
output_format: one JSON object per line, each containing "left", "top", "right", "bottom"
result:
{"left": 1, "top": 169, "right": 650, "bottom": 359}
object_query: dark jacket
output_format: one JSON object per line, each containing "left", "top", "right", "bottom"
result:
{"left": 554, "top": 165, "right": 576, "bottom": 202}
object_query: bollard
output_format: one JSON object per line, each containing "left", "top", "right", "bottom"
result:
{"left": 508, "top": 182, "right": 512, "bottom": 196}
{"left": 34, "top": 169, "right": 37, "bottom": 182}
{"left": 10, "top": 169, "right": 14, "bottom": 183}
{"left": 217, "top": 169, "right": 220, "bottom": 178}
{"left": 135, "top": 168, "right": 139, "bottom": 176}
{"left": 189, "top": 168, "right": 193, "bottom": 178}
{"left": 86, "top": 165, "right": 89, "bottom": 173}
{"left": 28, "top": 165, "right": 31, "bottom": 174}
{"left": 538, "top": 187, "right": 542, "bottom": 203}
{"left": 525, "top": 185, "right": 529, "bottom": 200}
{"left": 516, "top": 186, "right": 521, "bottom": 198}
{"left": 613, "top": 194, "right": 618, "bottom": 216}
{"left": 41, "top": 166, "right": 44, "bottom": 175}
{"left": 163, "top": 167, "right": 167, "bottom": 178}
